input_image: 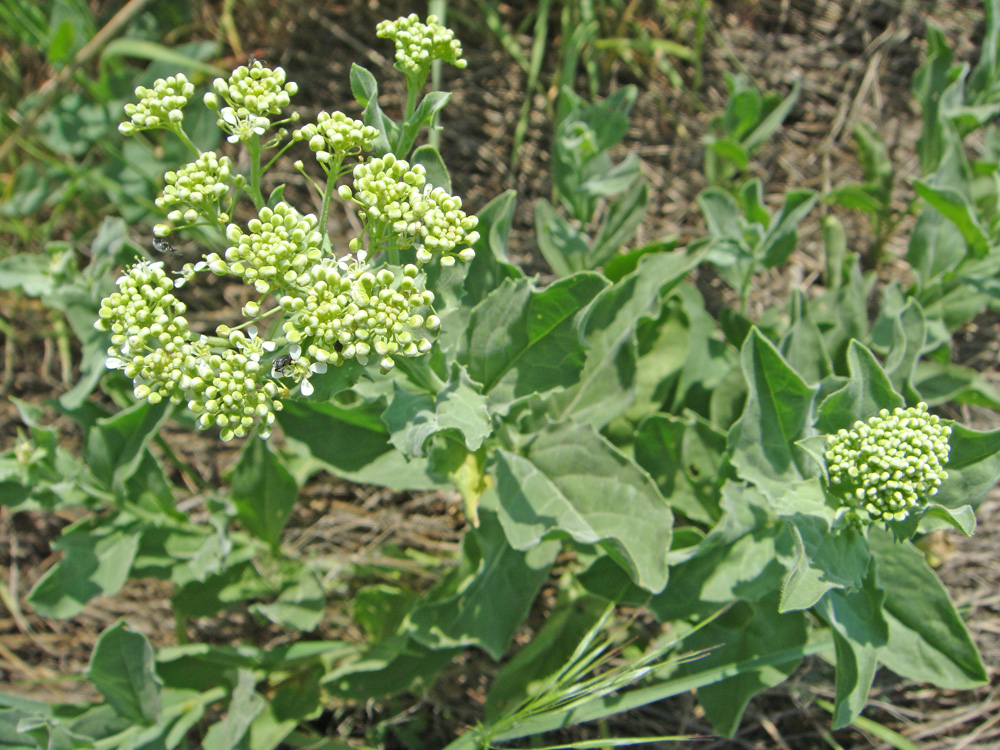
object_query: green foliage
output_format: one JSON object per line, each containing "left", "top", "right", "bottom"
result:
{"left": 5, "top": 4, "right": 1000, "bottom": 749}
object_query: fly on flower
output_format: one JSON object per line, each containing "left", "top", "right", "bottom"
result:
{"left": 271, "top": 354, "right": 292, "bottom": 376}
{"left": 152, "top": 237, "right": 177, "bottom": 254}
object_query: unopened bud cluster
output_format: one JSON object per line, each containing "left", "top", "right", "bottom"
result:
{"left": 207, "top": 61, "right": 298, "bottom": 118}
{"left": 186, "top": 331, "right": 283, "bottom": 442}
{"left": 119, "top": 74, "right": 195, "bottom": 135}
{"left": 280, "top": 259, "right": 438, "bottom": 373}
{"left": 340, "top": 154, "right": 479, "bottom": 265}
{"left": 156, "top": 152, "right": 235, "bottom": 225}
{"left": 96, "top": 262, "right": 284, "bottom": 440}
{"left": 206, "top": 202, "right": 323, "bottom": 294}
{"left": 826, "top": 403, "right": 951, "bottom": 523}
{"left": 204, "top": 61, "right": 298, "bottom": 143}
{"left": 376, "top": 14, "right": 467, "bottom": 76}
{"left": 294, "top": 111, "right": 378, "bottom": 168}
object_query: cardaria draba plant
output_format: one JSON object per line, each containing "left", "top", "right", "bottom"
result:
{"left": 98, "top": 15, "right": 477, "bottom": 441}
{"left": 826, "top": 402, "right": 951, "bottom": 524}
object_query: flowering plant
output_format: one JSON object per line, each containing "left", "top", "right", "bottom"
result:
{"left": 3, "top": 9, "right": 1000, "bottom": 750}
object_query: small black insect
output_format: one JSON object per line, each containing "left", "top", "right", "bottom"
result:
{"left": 152, "top": 237, "right": 176, "bottom": 254}
{"left": 272, "top": 354, "right": 293, "bottom": 375}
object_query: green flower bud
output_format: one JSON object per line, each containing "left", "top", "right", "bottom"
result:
{"left": 376, "top": 14, "right": 467, "bottom": 77}
{"left": 825, "top": 403, "right": 951, "bottom": 524}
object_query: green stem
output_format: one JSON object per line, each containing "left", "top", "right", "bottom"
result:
{"left": 318, "top": 157, "right": 344, "bottom": 241}
{"left": 247, "top": 134, "right": 265, "bottom": 208}
{"left": 262, "top": 137, "right": 297, "bottom": 173}
{"left": 170, "top": 125, "right": 201, "bottom": 157}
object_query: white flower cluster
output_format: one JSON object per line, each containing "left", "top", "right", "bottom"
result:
{"left": 280, "top": 259, "right": 438, "bottom": 373}
{"left": 339, "top": 153, "right": 478, "bottom": 265}
{"left": 376, "top": 13, "right": 467, "bottom": 76}
{"left": 95, "top": 262, "right": 284, "bottom": 441}
{"left": 293, "top": 111, "right": 378, "bottom": 168}
{"left": 204, "top": 61, "right": 298, "bottom": 143}
{"left": 156, "top": 152, "right": 236, "bottom": 225}
{"left": 206, "top": 202, "right": 324, "bottom": 295}
{"left": 119, "top": 74, "right": 195, "bottom": 136}
{"left": 826, "top": 403, "right": 951, "bottom": 523}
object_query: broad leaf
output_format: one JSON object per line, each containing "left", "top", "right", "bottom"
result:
{"left": 202, "top": 670, "right": 265, "bottom": 750}
{"left": 648, "top": 482, "right": 789, "bottom": 622}
{"left": 779, "top": 519, "right": 869, "bottom": 612}
{"left": 728, "top": 329, "right": 818, "bottom": 497}
{"left": 278, "top": 398, "right": 436, "bottom": 491}
{"left": 814, "top": 564, "right": 888, "bottom": 729}
{"left": 88, "top": 621, "right": 162, "bottom": 724}
{"left": 688, "top": 596, "right": 809, "bottom": 738}
{"left": 405, "top": 510, "right": 558, "bottom": 659}
{"left": 491, "top": 423, "right": 672, "bottom": 593}
{"left": 463, "top": 274, "right": 607, "bottom": 411}
{"left": 914, "top": 180, "right": 990, "bottom": 258}
{"left": 933, "top": 423, "right": 1000, "bottom": 510}
{"left": 547, "top": 250, "right": 702, "bottom": 428}
{"left": 634, "top": 413, "right": 727, "bottom": 525}
{"left": 815, "top": 341, "right": 903, "bottom": 434}
{"left": 28, "top": 516, "right": 141, "bottom": 619}
{"left": 383, "top": 365, "right": 491, "bottom": 457}
{"left": 870, "top": 530, "right": 986, "bottom": 688}
{"left": 230, "top": 438, "right": 298, "bottom": 550}
{"left": 85, "top": 400, "right": 170, "bottom": 495}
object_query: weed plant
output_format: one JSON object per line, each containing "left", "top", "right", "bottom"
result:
{"left": 3, "top": 4, "right": 1000, "bottom": 749}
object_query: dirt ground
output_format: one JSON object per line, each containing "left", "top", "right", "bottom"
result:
{"left": 2, "top": 0, "right": 999, "bottom": 747}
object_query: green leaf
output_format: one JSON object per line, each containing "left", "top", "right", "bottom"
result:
{"left": 354, "top": 585, "right": 418, "bottom": 643}
{"left": 0, "top": 254, "right": 56, "bottom": 296}
{"left": 383, "top": 365, "right": 492, "bottom": 457}
{"left": 322, "top": 637, "right": 457, "bottom": 701}
{"left": 814, "top": 564, "right": 888, "bottom": 729}
{"left": 779, "top": 521, "right": 869, "bottom": 612}
{"left": 463, "top": 274, "right": 607, "bottom": 411}
{"left": 28, "top": 517, "right": 140, "bottom": 618}
{"left": 395, "top": 91, "right": 450, "bottom": 157}
{"left": 411, "top": 144, "right": 451, "bottom": 193}
{"left": 742, "top": 79, "right": 800, "bottom": 154}
{"left": 779, "top": 289, "right": 833, "bottom": 383}
{"left": 870, "top": 530, "right": 986, "bottom": 688}
{"left": 491, "top": 423, "right": 672, "bottom": 593}
{"left": 84, "top": 400, "right": 170, "bottom": 494}
{"left": 349, "top": 64, "right": 394, "bottom": 155}
{"left": 253, "top": 565, "right": 325, "bottom": 633}
{"left": 634, "top": 413, "right": 727, "bottom": 525}
{"left": 278, "top": 399, "right": 436, "bottom": 491}
{"left": 484, "top": 591, "right": 608, "bottom": 722}
{"left": 202, "top": 670, "right": 265, "bottom": 750}
{"left": 698, "top": 188, "right": 743, "bottom": 242}
{"left": 933, "top": 423, "right": 1000, "bottom": 510}
{"left": 229, "top": 437, "right": 298, "bottom": 550}
{"left": 687, "top": 595, "right": 809, "bottom": 738}
{"left": 708, "top": 136, "right": 749, "bottom": 170}
{"left": 87, "top": 621, "right": 162, "bottom": 724}
{"left": 101, "top": 38, "right": 227, "bottom": 77}
{"left": 587, "top": 180, "right": 649, "bottom": 268}
{"left": 405, "top": 510, "right": 558, "bottom": 659}
{"left": 914, "top": 180, "right": 990, "bottom": 257}
{"left": 535, "top": 198, "right": 592, "bottom": 277}
{"left": 757, "top": 189, "right": 818, "bottom": 268}
{"left": 547, "top": 251, "right": 702, "bottom": 428}
{"left": 728, "top": 329, "right": 818, "bottom": 497}
{"left": 462, "top": 190, "right": 523, "bottom": 311}
{"left": 913, "top": 359, "right": 1000, "bottom": 409}
{"left": 815, "top": 341, "right": 903, "bottom": 434}
{"left": 825, "top": 183, "right": 886, "bottom": 213}
{"left": 648, "top": 482, "right": 789, "bottom": 622}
